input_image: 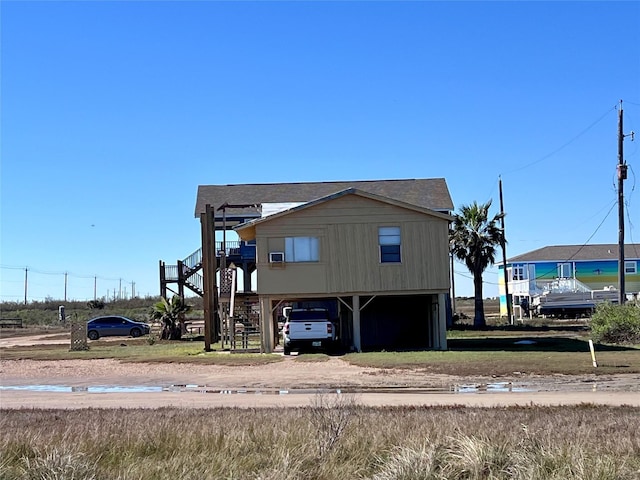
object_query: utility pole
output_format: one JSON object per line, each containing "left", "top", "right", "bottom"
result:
{"left": 617, "top": 100, "right": 634, "bottom": 305}
{"left": 24, "top": 268, "right": 28, "bottom": 305}
{"left": 499, "top": 176, "right": 513, "bottom": 324}
{"left": 64, "top": 272, "right": 68, "bottom": 302}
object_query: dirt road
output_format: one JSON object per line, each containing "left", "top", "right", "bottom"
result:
{"left": 2, "top": 334, "right": 639, "bottom": 409}
{"left": 2, "top": 355, "right": 639, "bottom": 409}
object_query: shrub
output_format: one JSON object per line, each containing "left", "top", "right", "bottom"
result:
{"left": 87, "top": 299, "right": 105, "bottom": 309}
{"left": 590, "top": 302, "right": 640, "bottom": 344}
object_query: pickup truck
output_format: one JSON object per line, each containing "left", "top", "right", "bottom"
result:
{"left": 282, "top": 308, "right": 336, "bottom": 355}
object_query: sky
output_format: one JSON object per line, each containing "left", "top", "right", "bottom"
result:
{"left": 1, "top": 0, "right": 639, "bottom": 303}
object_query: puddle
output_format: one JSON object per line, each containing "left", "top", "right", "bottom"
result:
{"left": 451, "top": 382, "right": 530, "bottom": 393}
{"left": 0, "top": 385, "right": 165, "bottom": 393}
{"left": 0, "top": 382, "right": 534, "bottom": 395}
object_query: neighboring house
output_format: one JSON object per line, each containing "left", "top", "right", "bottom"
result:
{"left": 498, "top": 244, "right": 640, "bottom": 316}
{"left": 192, "top": 178, "right": 454, "bottom": 353}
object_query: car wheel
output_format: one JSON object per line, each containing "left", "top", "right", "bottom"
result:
{"left": 88, "top": 330, "right": 99, "bottom": 340}
{"left": 283, "top": 346, "right": 291, "bottom": 355}
{"left": 130, "top": 328, "right": 142, "bottom": 338}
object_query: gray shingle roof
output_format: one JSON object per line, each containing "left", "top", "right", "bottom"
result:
{"left": 507, "top": 244, "right": 640, "bottom": 263}
{"left": 195, "top": 178, "right": 454, "bottom": 218}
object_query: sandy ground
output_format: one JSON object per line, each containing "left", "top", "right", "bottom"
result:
{"left": 1, "top": 335, "right": 639, "bottom": 409}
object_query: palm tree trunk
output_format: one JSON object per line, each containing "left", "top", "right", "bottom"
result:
{"left": 473, "top": 269, "right": 486, "bottom": 328}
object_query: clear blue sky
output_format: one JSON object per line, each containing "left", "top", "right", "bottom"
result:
{"left": 1, "top": 1, "right": 639, "bottom": 302}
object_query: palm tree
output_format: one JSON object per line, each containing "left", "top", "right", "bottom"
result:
{"left": 151, "top": 295, "right": 191, "bottom": 340}
{"left": 449, "top": 200, "right": 505, "bottom": 327}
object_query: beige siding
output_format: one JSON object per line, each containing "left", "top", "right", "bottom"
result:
{"left": 254, "top": 194, "right": 450, "bottom": 296}
{"left": 258, "top": 234, "right": 328, "bottom": 295}
{"left": 327, "top": 220, "right": 449, "bottom": 293}
{"left": 258, "top": 262, "right": 328, "bottom": 294}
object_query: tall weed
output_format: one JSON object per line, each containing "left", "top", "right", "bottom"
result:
{"left": 1, "top": 406, "right": 639, "bottom": 480}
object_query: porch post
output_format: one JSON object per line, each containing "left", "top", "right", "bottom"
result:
{"left": 200, "top": 204, "right": 217, "bottom": 351}
{"left": 352, "top": 295, "right": 361, "bottom": 352}
{"left": 437, "top": 293, "right": 448, "bottom": 350}
{"left": 242, "top": 262, "right": 252, "bottom": 292}
{"left": 259, "top": 295, "right": 274, "bottom": 353}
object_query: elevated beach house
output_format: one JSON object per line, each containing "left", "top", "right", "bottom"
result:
{"left": 163, "top": 178, "right": 454, "bottom": 352}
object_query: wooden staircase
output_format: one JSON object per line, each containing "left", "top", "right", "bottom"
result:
{"left": 159, "top": 248, "right": 204, "bottom": 298}
{"left": 160, "top": 240, "right": 257, "bottom": 300}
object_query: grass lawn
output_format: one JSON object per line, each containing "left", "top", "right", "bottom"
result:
{"left": 0, "top": 339, "right": 283, "bottom": 366}
{"left": 345, "top": 328, "right": 640, "bottom": 375}
{"left": 2, "top": 326, "right": 639, "bottom": 375}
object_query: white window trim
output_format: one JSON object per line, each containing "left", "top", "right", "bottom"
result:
{"left": 284, "top": 237, "right": 319, "bottom": 263}
{"left": 512, "top": 265, "right": 525, "bottom": 280}
{"left": 557, "top": 262, "right": 573, "bottom": 279}
{"left": 378, "top": 226, "right": 401, "bottom": 263}
{"left": 624, "top": 261, "right": 637, "bottom": 274}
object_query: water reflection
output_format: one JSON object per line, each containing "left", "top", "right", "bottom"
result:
{"left": 0, "top": 383, "right": 535, "bottom": 395}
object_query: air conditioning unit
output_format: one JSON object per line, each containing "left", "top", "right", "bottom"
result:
{"left": 269, "top": 252, "right": 285, "bottom": 263}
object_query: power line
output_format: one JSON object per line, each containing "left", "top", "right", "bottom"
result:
{"left": 502, "top": 104, "right": 617, "bottom": 175}
{"left": 514, "top": 199, "right": 621, "bottom": 281}
{"left": 0, "top": 264, "right": 138, "bottom": 303}
{"left": 0, "top": 264, "right": 132, "bottom": 284}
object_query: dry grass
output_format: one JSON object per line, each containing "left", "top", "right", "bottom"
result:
{"left": 1, "top": 403, "right": 638, "bottom": 479}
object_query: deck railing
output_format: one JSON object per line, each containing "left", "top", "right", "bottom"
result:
{"left": 185, "top": 272, "right": 203, "bottom": 293}
{"left": 540, "top": 278, "right": 591, "bottom": 294}
{"left": 179, "top": 242, "right": 252, "bottom": 269}
{"left": 164, "top": 242, "right": 255, "bottom": 284}
{"left": 216, "top": 241, "right": 241, "bottom": 255}
{"left": 164, "top": 264, "right": 179, "bottom": 281}
{"left": 183, "top": 248, "right": 202, "bottom": 269}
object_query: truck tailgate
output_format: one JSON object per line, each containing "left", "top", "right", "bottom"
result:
{"left": 288, "top": 322, "right": 329, "bottom": 340}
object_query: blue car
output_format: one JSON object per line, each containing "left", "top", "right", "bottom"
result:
{"left": 86, "top": 315, "right": 150, "bottom": 340}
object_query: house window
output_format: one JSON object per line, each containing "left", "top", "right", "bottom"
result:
{"left": 625, "top": 261, "right": 637, "bottom": 274}
{"left": 512, "top": 265, "right": 525, "bottom": 280}
{"left": 379, "top": 226, "right": 401, "bottom": 263}
{"left": 557, "top": 263, "right": 572, "bottom": 278}
{"left": 285, "top": 237, "right": 319, "bottom": 262}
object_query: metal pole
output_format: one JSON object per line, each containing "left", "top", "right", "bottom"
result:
{"left": 499, "top": 176, "right": 513, "bottom": 324}
{"left": 618, "top": 100, "right": 626, "bottom": 305}
{"left": 64, "top": 272, "right": 68, "bottom": 302}
{"left": 94, "top": 276, "right": 97, "bottom": 301}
